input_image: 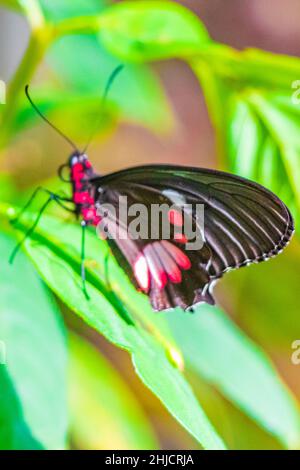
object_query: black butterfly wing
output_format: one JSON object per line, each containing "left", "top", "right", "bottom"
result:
{"left": 91, "top": 165, "right": 294, "bottom": 311}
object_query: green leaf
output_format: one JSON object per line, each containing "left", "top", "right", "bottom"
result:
{"left": 39, "top": 0, "right": 105, "bottom": 22}
{"left": 47, "top": 35, "right": 174, "bottom": 133}
{"left": 192, "top": 47, "right": 300, "bottom": 173}
{"left": 231, "top": 47, "right": 300, "bottom": 89}
{"left": 0, "top": 0, "right": 22, "bottom": 12}
{"left": 193, "top": 49, "right": 300, "bottom": 221}
{"left": 223, "top": 241, "right": 300, "bottom": 348}
{"left": 8, "top": 211, "right": 226, "bottom": 450}
{"left": 0, "top": 231, "right": 67, "bottom": 449}
{"left": 69, "top": 332, "right": 158, "bottom": 450}
{"left": 30, "top": 0, "right": 174, "bottom": 133}
{"left": 248, "top": 92, "right": 300, "bottom": 215}
{"left": 0, "top": 174, "right": 17, "bottom": 204}
{"left": 193, "top": 44, "right": 300, "bottom": 92}
{"left": 2, "top": 0, "right": 107, "bottom": 20}
{"left": 167, "top": 305, "right": 300, "bottom": 449}
{"left": 98, "top": 1, "right": 210, "bottom": 62}
{"left": 12, "top": 88, "right": 117, "bottom": 141}
{"left": 5, "top": 1, "right": 173, "bottom": 135}
{"left": 226, "top": 92, "right": 300, "bottom": 223}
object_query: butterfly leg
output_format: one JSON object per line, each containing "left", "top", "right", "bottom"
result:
{"left": 9, "top": 195, "right": 54, "bottom": 264}
{"left": 80, "top": 220, "right": 90, "bottom": 300}
{"left": 11, "top": 186, "right": 73, "bottom": 225}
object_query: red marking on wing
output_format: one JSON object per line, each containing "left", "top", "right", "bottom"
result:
{"left": 144, "top": 245, "right": 167, "bottom": 289}
{"left": 153, "top": 242, "right": 182, "bottom": 284}
{"left": 134, "top": 254, "right": 150, "bottom": 292}
{"left": 168, "top": 209, "right": 183, "bottom": 226}
{"left": 161, "top": 240, "right": 191, "bottom": 270}
{"left": 173, "top": 233, "right": 188, "bottom": 244}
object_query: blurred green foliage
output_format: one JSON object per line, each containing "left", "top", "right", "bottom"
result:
{"left": 69, "top": 333, "right": 158, "bottom": 450}
{"left": 0, "top": 232, "right": 67, "bottom": 449}
{"left": 0, "top": 0, "right": 300, "bottom": 450}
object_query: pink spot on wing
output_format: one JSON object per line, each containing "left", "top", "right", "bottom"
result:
{"left": 155, "top": 271, "right": 168, "bottom": 289}
{"left": 161, "top": 241, "right": 191, "bottom": 270}
{"left": 168, "top": 209, "right": 183, "bottom": 226}
{"left": 153, "top": 241, "right": 182, "bottom": 284}
{"left": 134, "top": 254, "right": 150, "bottom": 292}
{"left": 144, "top": 245, "right": 167, "bottom": 289}
{"left": 167, "top": 265, "right": 182, "bottom": 283}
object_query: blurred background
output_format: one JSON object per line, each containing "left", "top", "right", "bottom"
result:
{"left": 0, "top": 0, "right": 300, "bottom": 450}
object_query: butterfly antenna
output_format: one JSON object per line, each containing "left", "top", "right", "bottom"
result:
{"left": 25, "top": 85, "right": 78, "bottom": 152}
{"left": 82, "top": 64, "right": 124, "bottom": 153}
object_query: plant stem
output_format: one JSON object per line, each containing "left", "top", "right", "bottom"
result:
{"left": 0, "top": 34, "right": 48, "bottom": 145}
{"left": 0, "top": 0, "right": 52, "bottom": 148}
{"left": 190, "top": 59, "right": 228, "bottom": 170}
{"left": 53, "top": 15, "right": 102, "bottom": 38}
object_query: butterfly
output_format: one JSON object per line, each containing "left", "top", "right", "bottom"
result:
{"left": 70, "top": 157, "right": 295, "bottom": 311}
{"left": 10, "top": 69, "right": 294, "bottom": 312}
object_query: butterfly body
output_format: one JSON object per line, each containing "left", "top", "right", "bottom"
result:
{"left": 69, "top": 153, "right": 101, "bottom": 226}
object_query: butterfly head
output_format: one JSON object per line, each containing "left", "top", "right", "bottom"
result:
{"left": 68, "top": 152, "right": 93, "bottom": 182}
{"left": 68, "top": 152, "right": 91, "bottom": 169}
{"left": 58, "top": 152, "right": 93, "bottom": 183}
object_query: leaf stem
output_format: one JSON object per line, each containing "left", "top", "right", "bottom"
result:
{"left": 53, "top": 15, "right": 102, "bottom": 38}
{"left": 0, "top": 0, "right": 52, "bottom": 148}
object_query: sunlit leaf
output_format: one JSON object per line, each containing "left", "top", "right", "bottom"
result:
{"left": 29, "top": 0, "right": 174, "bottom": 133}
{"left": 226, "top": 92, "right": 300, "bottom": 224}
{"left": 248, "top": 92, "right": 300, "bottom": 216}
{"left": 48, "top": 35, "right": 174, "bottom": 133}
{"left": 0, "top": 0, "right": 22, "bottom": 12}
{"left": 6, "top": 211, "right": 226, "bottom": 450}
{"left": 39, "top": 0, "right": 104, "bottom": 21}
{"left": 167, "top": 305, "right": 300, "bottom": 449}
{"left": 222, "top": 241, "right": 300, "bottom": 348}
{"left": 0, "top": 232, "right": 67, "bottom": 449}
{"left": 69, "top": 332, "right": 158, "bottom": 450}
{"left": 97, "top": 1, "right": 210, "bottom": 61}
{"left": 188, "top": 369, "right": 281, "bottom": 450}
{"left": 0, "top": 174, "right": 17, "bottom": 204}
{"left": 12, "top": 88, "right": 117, "bottom": 141}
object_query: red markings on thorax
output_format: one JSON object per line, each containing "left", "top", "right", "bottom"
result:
{"left": 71, "top": 161, "right": 100, "bottom": 226}
{"left": 73, "top": 192, "right": 94, "bottom": 205}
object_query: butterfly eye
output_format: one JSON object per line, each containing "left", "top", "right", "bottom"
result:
{"left": 71, "top": 156, "right": 79, "bottom": 165}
